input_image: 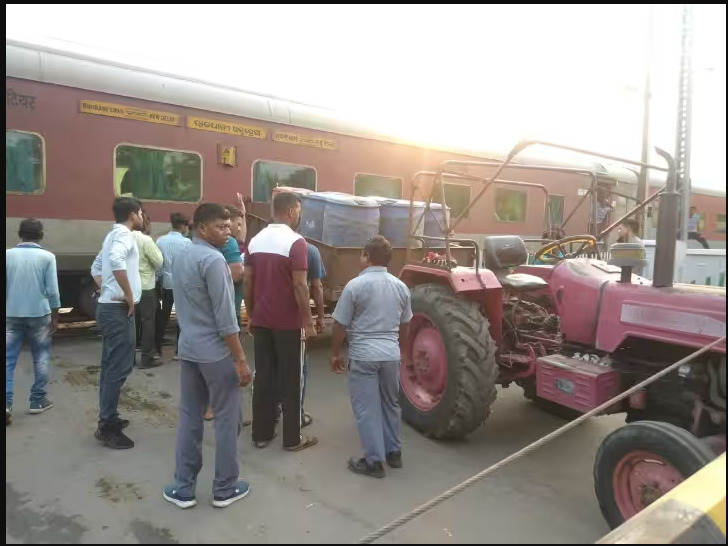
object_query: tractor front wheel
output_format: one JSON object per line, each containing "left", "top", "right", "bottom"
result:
{"left": 593, "top": 420, "right": 716, "bottom": 529}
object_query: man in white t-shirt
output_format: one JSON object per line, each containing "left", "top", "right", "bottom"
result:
{"left": 90, "top": 197, "right": 144, "bottom": 450}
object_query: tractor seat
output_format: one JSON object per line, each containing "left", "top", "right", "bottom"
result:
{"left": 483, "top": 235, "right": 549, "bottom": 292}
{"left": 499, "top": 273, "right": 549, "bottom": 292}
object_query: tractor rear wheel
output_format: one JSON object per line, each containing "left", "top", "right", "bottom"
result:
{"left": 593, "top": 420, "right": 716, "bottom": 529}
{"left": 401, "top": 283, "right": 498, "bottom": 440}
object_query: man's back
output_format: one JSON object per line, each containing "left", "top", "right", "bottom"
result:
{"left": 156, "top": 231, "right": 191, "bottom": 290}
{"left": 306, "top": 243, "right": 326, "bottom": 282}
{"left": 247, "top": 224, "right": 307, "bottom": 330}
{"left": 132, "top": 231, "right": 162, "bottom": 288}
{"left": 6, "top": 245, "right": 60, "bottom": 318}
{"left": 172, "top": 238, "right": 239, "bottom": 363}
{"left": 333, "top": 267, "right": 412, "bottom": 361}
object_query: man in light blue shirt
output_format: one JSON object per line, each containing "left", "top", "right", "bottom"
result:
{"left": 155, "top": 212, "right": 191, "bottom": 358}
{"left": 330, "top": 235, "right": 413, "bottom": 478}
{"left": 90, "top": 197, "right": 144, "bottom": 450}
{"left": 6, "top": 218, "right": 61, "bottom": 425}
{"left": 687, "top": 206, "right": 710, "bottom": 249}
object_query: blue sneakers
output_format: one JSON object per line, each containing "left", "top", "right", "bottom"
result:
{"left": 29, "top": 399, "right": 54, "bottom": 414}
{"left": 162, "top": 484, "right": 197, "bottom": 509}
{"left": 164, "top": 480, "right": 250, "bottom": 509}
{"left": 212, "top": 480, "right": 250, "bottom": 508}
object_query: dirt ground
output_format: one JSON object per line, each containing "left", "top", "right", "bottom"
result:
{"left": 6, "top": 325, "right": 620, "bottom": 544}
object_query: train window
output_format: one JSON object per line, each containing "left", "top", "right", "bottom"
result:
{"left": 717, "top": 214, "right": 726, "bottom": 234}
{"left": 494, "top": 188, "right": 527, "bottom": 222}
{"left": 252, "top": 160, "right": 316, "bottom": 202}
{"left": 432, "top": 183, "right": 471, "bottom": 219}
{"left": 6, "top": 130, "right": 45, "bottom": 195}
{"left": 354, "top": 173, "right": 403, "bottom": 199}
{"left": 114, "top": 144, "right": 202, "bottom": 202}
{"left": 548, "top": 195, "right": 564, "bottom": 225}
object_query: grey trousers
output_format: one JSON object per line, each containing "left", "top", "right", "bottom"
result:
{"left": 347, "top": 359, "right": 402, "bottom": 464}
{"left": 174, "top": 355, "right": 241, "bottom": 498}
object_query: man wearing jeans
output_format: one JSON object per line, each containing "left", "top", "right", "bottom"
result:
{"left": 6, "top": 218, "right": 61, "bottom": 425}
{"left": 330, "top": 236, "right": 412, "bottom": 478}
{"left": 91, "top": 197, "right": 144, "bottom": 449}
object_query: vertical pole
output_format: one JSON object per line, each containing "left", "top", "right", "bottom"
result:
{"left": 675, "top": 4, "right": 693, "bottom": 244}
{"left": 636, "top": 4, "right": 654, "bottom": 238}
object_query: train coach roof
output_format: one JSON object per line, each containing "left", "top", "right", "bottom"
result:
{"left": 5, "top": 37, "right": 724, "bottom": 197}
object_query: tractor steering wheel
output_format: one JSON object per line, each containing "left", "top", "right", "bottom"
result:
{"left": 534, "top": 235, "right": 598, "bottom": 265}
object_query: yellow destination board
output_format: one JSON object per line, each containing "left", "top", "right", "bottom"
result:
{"left": 187, "top": 117, "right": 267, "bottom": 139}
{"left": 80, "top": 100, "right": 181, "bottom": 126}
{"left": 273, "top": 131, "right": 337, "bottom": 150}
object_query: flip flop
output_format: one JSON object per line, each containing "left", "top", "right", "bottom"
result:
{"left": 301, "top": 413, "right": 313, "bottom": 428}
{"left": 284, "top": 435, "right": 318, "bottom": 452}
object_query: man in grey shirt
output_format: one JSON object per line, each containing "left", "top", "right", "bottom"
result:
{"left": 330, "top": 236, "right": 413, "bottom": 478}
{"left": 163, "top": 203, "right": 253, "bottom": 510}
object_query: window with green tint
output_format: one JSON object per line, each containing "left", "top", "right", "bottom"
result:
{"left": 495, "top": 188, "right": 527, "bottom": 222}
{"left": 6, "top": 130, "right": 44, "bottom": 194}
{"left": 115, "top": 145, "right": 202, "bottom": 202}
{"left": 716, "top": 214, "right": 726, "bottom": 234}
{"left": 354, "top": 173, "right": 403, "bottom": 199}
{"left": 548, "top": 195, "right": 564, "bottom": 225}
{"left": 252, "top": 160, "right": 316, "bottom": 202}
{"left": 432, "top": 183, "right": 471, "bottom": 219}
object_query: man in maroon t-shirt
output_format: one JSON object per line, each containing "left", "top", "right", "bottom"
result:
{"left": 244, "top": 191, "right": 318, "bottom": 452}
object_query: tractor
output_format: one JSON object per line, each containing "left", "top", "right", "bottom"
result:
{"left": 398, "top": 140, "right": 726, "bottom": 529}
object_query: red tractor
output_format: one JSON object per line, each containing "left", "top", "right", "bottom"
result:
{"left": 398, "top": 141, "right": 726, "bottom": 529}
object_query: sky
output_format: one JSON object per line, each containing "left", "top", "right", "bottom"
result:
{"left": 6, "top": 4, "right": 726, "bottom": 190}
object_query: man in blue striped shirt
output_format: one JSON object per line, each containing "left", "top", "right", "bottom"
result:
{"left": 6, "top": 218, "right": 61, "bottom": 426}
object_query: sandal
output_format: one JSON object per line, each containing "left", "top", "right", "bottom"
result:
{"left": 285, "top": 435, "right": 318, "bottom": 452}
{"left": 301, "top": 412, "right": 313, "bottom": 428}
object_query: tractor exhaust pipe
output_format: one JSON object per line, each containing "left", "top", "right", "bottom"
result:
{"left": 652, "top": 148, "right": 678, "bottom": 288}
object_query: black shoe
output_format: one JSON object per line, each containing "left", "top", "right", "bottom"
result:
{"left": 29, "top": 398, "right": 54, "bottom": 414}
{"left": 386, "top": 451, "right": 402, "bottom": 469}
{"left": 348, "top": 457, "right": 385, "bottom": 479}
{"left": 114, "top": 417, "right": 130, "bottom": 430}
{"left": 94, "top": 426, "right": 135, "bottom": 449}
{"left": 137, "top": 356, "right": 163, "bottom": 369}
